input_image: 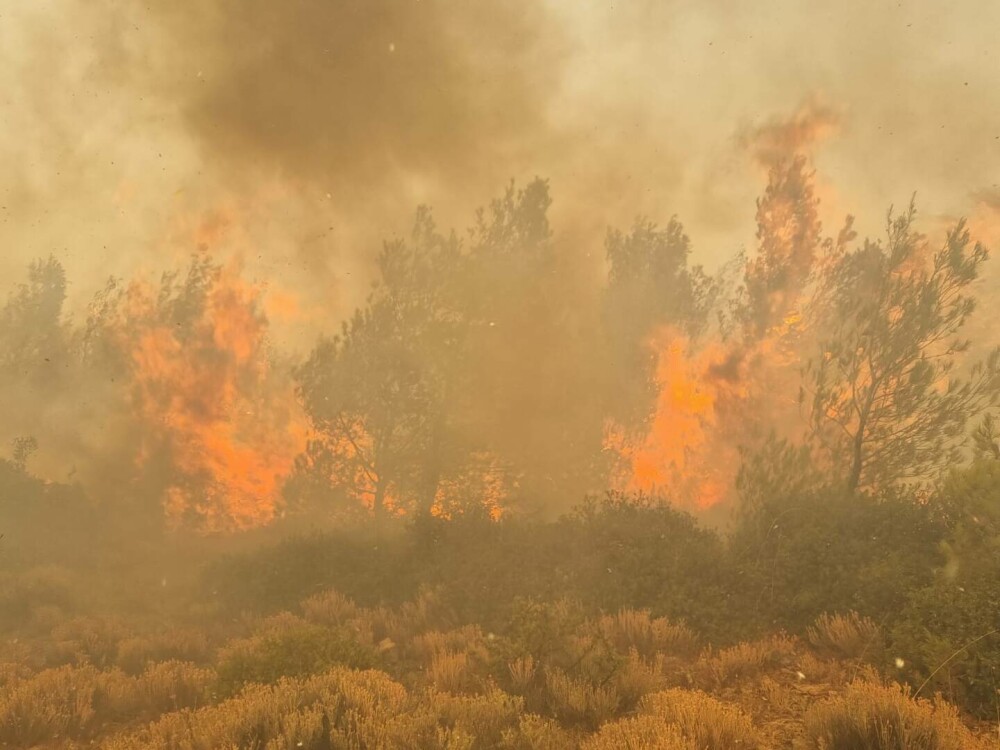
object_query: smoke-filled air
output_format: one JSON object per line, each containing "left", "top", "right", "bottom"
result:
{"left": 2, "top": 1, "right": 1000, "bottom": 747}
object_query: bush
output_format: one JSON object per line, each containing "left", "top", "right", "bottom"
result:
{"left": 203, "top": 527, "right": 418, "bottom": 614}
{"left": 640, "top": 689, "right": 760, "bottom": 749}
{"left": 807, "top": 611, "right": 883, "bottom": 662}
{"left": 891, "top": 568, "right": 1000, "bottom": 718}
{"left": 594, "top": 609, "right": 699, "bottom": 660}
{"left": 564, "top": 494, "right": 732, "bottom": 638}
{"left": 728, "top": 487, "right": 945, "bottom": 634}
{"left": 216, "top": 622, "right": 378, "bottom": 695}
{"left": 0, "top": 565, "right": 77, "bottom": 632}
{"left": 116, "top": 628, "right": 212, "bottom": 674}
{"left": 801, "top": 680, "right": 986, "bottom": 750}
{"left": 0, "top": 661, "right": 212, "bottom": 746}
{"left": 581, "top": 715, "right": 694, "bottom": 749}
{"left": 106, "top": 669, "right": 411, "bottom": 750}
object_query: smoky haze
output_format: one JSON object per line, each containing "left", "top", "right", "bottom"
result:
{"left": 2, "top": 0, "right": 1000, "bottom": 521}
{"left": 3, "top": 4, "right": 1000, "bottom": 747}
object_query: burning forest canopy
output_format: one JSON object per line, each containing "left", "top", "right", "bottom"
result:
{"left": 0, "top": 157, "right": 998, "bottom": 531}
{"left": 2, "top": 0, "right": 1000, "bottom": 532}
{"left": 5, "top": 3, "right": 1000, "bottom": 747}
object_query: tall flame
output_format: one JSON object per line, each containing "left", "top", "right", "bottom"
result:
{"left": 606, "top": 332, "right": 744, "bottom": 509}
{"left": 119, "top": 260, "right": 308, "bottom": 531}
{"left": 607, "top": 312, "right": 806, "bottom": 511}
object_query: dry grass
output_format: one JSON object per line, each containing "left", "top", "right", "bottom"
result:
{"left": 641, "top": 688, "right": 761, "bottom": 749}
{"left": 698, "top": 634, "right": 798, "bottom": 688}
{"left": 543, "top": 666, "right": 620, "bottom": 727}
{"left": 581, "top": 715, "right": 695, "bottom": 749}
{"left": 300, "top": 588, "right": 360, "bottom": 626}
{"left": 595, "top": 609, "right": 699, "bottom": 659}
{"left": 807, "top": 612, "right": 883, "bottom": 661}
{"left": 0, "top": 661, "right": 213, "bottom": 746}
{"left": 116, "top": 629, "right": 212, "bottom": 674}
{"left": 801, "top": 679, "right": 989, "bottom": 750}
{"left": 429, "top": 650, "right": 473, "bottom": 693}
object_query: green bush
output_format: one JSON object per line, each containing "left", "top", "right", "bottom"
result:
{"left": 728, "top": 487, "right": 945, "bottom": 634}
{"left": 215, "top": 623, "right": 378, "bottom": 695}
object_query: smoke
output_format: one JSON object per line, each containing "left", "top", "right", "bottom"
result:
{"left": 739, "top": 99, "right": 841, "bottom": 170}
{"left": 5, "top": 0, "right": 1000, "bottom": 300}
{"left": 3, "top": 0, "right": 1000, "bottom": 526}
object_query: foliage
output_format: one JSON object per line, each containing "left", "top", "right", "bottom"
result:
{"left": 807, "top": 612, "right": 883, "bottom": 662}
{"left": 603, "top": 216, "right": 712, "bottom": 426}
{"left": 890, "top": 453, "right": 1000, "bottom": 717}
{"left": 804, "top": 205, "right": 1000, "bottom": 492}
{"left": 215, "top": 622, "right": 379, "bottom": 696}
{"left": 801, "top": 680, "right": 987, "bottom": 750}
{"left": 728, "top": 485, "right": 946, "bottom": 633}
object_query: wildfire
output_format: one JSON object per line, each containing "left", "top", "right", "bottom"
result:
{"left": 606, "top": 332, "right": 745, "bottom": 509}
{"left": 607, "top": 312, "right": 806, "bottom": 511}
{"left": 117, "top": 259, "right": 309, "bottom": 531}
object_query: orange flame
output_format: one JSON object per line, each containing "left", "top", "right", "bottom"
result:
{"left": 606, "top": 332, "right": 744, "bottom": 509}
{"left": 607, "top": 313, "right": 806, "bottom": 511}
{"left": 119, "top": 261, "right": 308, "bottom": 531}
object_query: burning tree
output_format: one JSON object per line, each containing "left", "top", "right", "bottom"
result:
{"left": 804, "top": 204, "right": 1000, "bottom": 492}
{"left": 296, "top": 209, "right": 466, "bottom": 518}
{"left": 741, "top": 155, "right": 825, "bottom": 338}
{"left": 603, "top": 216, "right": 712, "bottom": 428}
{"left": 87, "top": 255, "right": 307, "bottom": 531}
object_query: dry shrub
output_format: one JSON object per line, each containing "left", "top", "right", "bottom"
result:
{"left": 106, "top": 668, "right": 410, "bottom": 749}
{"left": 395, "top": 587, "right": 448, "bottom": 636}
{"left": 428, "top": 687, "right": 525, "bottom": 747}
{"left": 252, "top": 610, "right": 311, "bottom": 636}
{"left": 595, "top": 610, "right": 699, "bottom": 659}
{"left": 411, "top": 625, "right": 488, "bottom": 662}
{"left": 29, "top": 603, "right": 67, "bottom": 630}
{"left": 300, "top": 588, "right": 360, "bottom": 626}
{"left": 801, "top": 680, "right": 988, "bottom": 750}
{"left": 700, "top": 634, "right": 798, "bottom": 687}
{"left": 215, "top": 622, "right": 377, "bottom": 695}
{"left": 0, "top": 664, "right": 130, "bottom": 745}
{"left": 0, "top": 661, "right": 28, "bottom": 690}
{"left": 640, "top": 688, "right": 761, "bottom": 749}
{"left": 612, "top": 649, "right": 668, "bottom": 708}
{"left": 116, "top": 629, "right": 212, "bottom": 674}
{"left": 0, "top": 659, "right": 215, "bottom": 746}
{"left": 508, "top": 655, "right": 537, "bottom": 694}
{"left": 543, "top": 666, "right": 620, "bottom": 728}
{"left": 500, "top": 713, "right": 576, "bottom": 750}
{"left": 429, "top": 650, "right": 473, "bottom": 693}
{"left": 581, "top": 715, "right": 695, "bottom": 749}
{"left": 134, "top": 660, "right": 214, "bottom": 714}
{"left": 0, "top": 664, "right": 100, "bottom": 745}
{"left": 807, "top": 612, "right": 883, "bottom": 661}
{"left": 47, "top": 614, "right": 131, "bottom": 668}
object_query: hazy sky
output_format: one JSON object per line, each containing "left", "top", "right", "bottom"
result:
{"left": 3, "top": 0, "right": 999, "bottom": 346}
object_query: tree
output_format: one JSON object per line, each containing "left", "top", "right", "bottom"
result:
{"left": 742, "top": 155, "right": 826, "bottom": 338}
{"left": 804, "top": 203, "right": 1000, "bottom": 492}
{"left": 603, "top": 217, "right": 711, "bottom": 426}
{"left": 0, "top": 256, "right": 70, "bottom": 380}
{"left": 457, "top": 178, "right": 608, "bottom": 506}
{"left": 296, "top": 209, "right": 465, "bottom": 518}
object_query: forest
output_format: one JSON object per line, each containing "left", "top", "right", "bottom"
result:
{"left": 1, "top": 149, "right": 999, "bottom": 747}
